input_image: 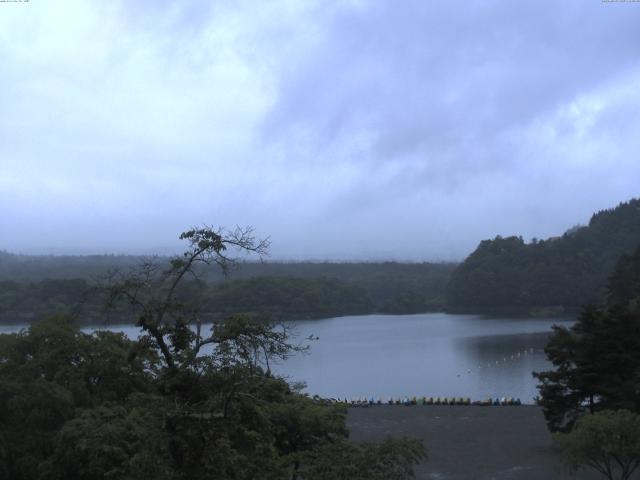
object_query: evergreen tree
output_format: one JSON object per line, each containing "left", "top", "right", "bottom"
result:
{"left": 534, "top": 243, "right": 640, "bottom": 432}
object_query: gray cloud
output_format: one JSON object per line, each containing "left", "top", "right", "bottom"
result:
{"left": 1, "top": 1, "right": 640, "bottom": 260}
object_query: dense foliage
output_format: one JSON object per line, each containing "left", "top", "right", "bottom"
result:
{"left": 0, "top": 227, "right": 426, "bottom": 479}
{"left": 446, "top": 198, "right": 640, "bottom": 315}
{"left": 0, "top": 277, "right": 374, "bottom": 325}
{"left": 534, "top": 243, "right": 640, "bottom": 432}
{"left": 206, "top": 276, "right": 373, "bottom": 320}
{"left": 607, "top": 243, "right": 640, "bottom": 310}
{"left": 555, "top": 410, "right": 640, "bottom": 480}
{"left": 0, "top": 279, "right": 98, "bottom": 324}
{"left": 0, "top": 251, "right": 141, "bottom": 282}
{"left": 0, "top": 316, "right": 424, "bottom": 480}
{"left": 0, "top": 262, "right": 455, "bottom": 325}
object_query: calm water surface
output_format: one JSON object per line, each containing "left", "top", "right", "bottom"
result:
{"left": 276, "top": 313, "right": 573, "bottom": 403}
{"left": 0, "top": 313, "right": 573, "bottom": 403}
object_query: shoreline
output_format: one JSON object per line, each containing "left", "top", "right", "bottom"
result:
{"left": 0, "top": 307, "right": 576, "bottom": 328}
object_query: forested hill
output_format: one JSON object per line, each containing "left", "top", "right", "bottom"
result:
{"left": 0, "top": 257, "right": 456, "bottom": 324}
{"left": 446, "top": 198, "right": 640, "bottom": 315}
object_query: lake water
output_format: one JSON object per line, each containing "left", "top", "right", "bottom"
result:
{"left": 277, "top": 313, "right": 572, "bottom": 404}
{"left": 0, "top": 313, "right": 573, "bottom": 403}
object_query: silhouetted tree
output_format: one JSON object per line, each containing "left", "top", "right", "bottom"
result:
{"left": 0, "top": 227, "right": 426, "bottom": 480}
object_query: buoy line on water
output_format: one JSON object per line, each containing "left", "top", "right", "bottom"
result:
{"left": 455, "top": 347, "right": 539, "bottom": 379}
{"left": 308, "top": 347, "right": 538, "bottom": 408}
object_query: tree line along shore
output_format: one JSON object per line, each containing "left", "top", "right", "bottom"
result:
{"left": 1, "top": 198, "right": 640, "bottom": 325}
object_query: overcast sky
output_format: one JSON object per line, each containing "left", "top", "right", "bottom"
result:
{"left": 1, "top": 1, "right": 639, "bottom": 260}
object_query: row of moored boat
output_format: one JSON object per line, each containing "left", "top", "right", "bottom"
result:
{"left": 319, "top": 396, "right": 523, "bottom": 406}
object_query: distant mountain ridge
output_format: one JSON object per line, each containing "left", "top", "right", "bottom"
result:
{"left": 446, "top": 198, "right": 640, "bottom": 315}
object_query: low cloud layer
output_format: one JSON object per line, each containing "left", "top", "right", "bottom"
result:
{"left": 1, "top": 1, "right": 639, "bottom": 260}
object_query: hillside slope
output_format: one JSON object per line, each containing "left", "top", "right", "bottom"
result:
{"left": 446, "top": 198, "right": 640, "bottom": 315}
